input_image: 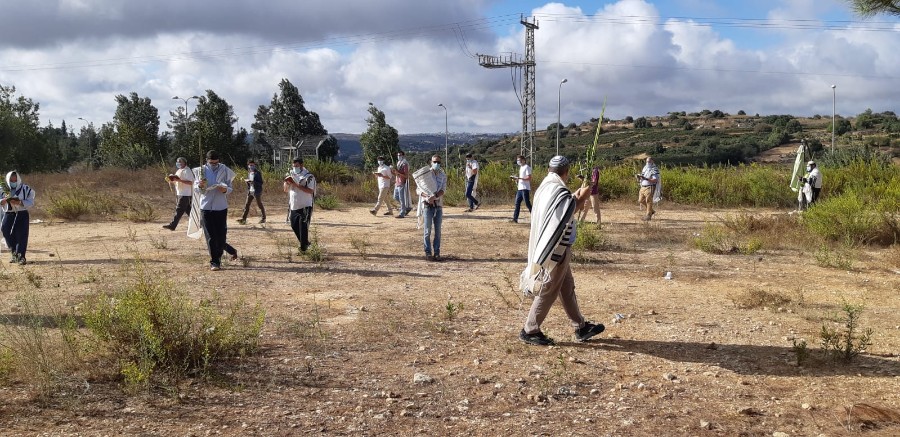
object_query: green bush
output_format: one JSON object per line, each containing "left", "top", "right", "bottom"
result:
{"left": 802, "top": 191, "right": 897, "bottom": 246}
{"left": 314, "top": 193, "right": 340, "bottom": 210}
{"left": 573, "top": 223, "right": 605, "bottom": 251}
{"left": 121, "top": 199, "right": 157, "bottom": 222}
{"left": 85, "top": 268, "right": 264, "bottom": 390}
{"left": 46, "top": 186, "right": 117, "bottom": 220}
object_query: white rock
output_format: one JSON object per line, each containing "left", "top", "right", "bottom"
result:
{"left": 700, "top": 421, "right": 712, "bottom": 430}
{"left": 772, "top": 432, "right": 789, "bottom": 437}
{"left": 663, "top": 373, "right": 677, "bottom": 381}
{"left": 413, "top": 373, "right": 434, "bottom": 384}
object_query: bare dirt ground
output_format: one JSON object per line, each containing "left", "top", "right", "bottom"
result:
{"left": 1, "top": 197, "right": 899, "bottom": 436}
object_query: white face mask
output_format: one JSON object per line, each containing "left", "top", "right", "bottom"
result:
{"left": 377, "top": 161, "right": 384, "bottom": 166}
{"left": 176, "top": 162, "right": 185, "bottom": 169}
{"left": 292, "top": 166, "right": 302, "bottom": 175}
{"left": 432, "top": 162, "right": 441, "bottom": 170}
{"left": 397, "top": 155, "right": 402, "bottom": 160}
{"left": 806, "top": 166, "right": 812, "bottom": 172}
{"left": 517, "top": 161, "right": 524, "bottom": 166}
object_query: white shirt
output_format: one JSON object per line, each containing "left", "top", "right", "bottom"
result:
{"left": 287, "top": 169, "right": 316, "bottom": 210}
{"left": 174, "top": 167, "right": 194, "bottom": 197}
{"left": 376, "top": 164, "right": 392, "bottom": 189}
{"left": 517, "top": 164, "right": 532, "bottom": 191}
{"left": 465, "top": 160, "right": 479, "bottom": 179}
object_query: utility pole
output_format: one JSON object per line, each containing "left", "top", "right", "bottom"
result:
{"left": 476, "top": 15, "right": 538, "bottom": 167}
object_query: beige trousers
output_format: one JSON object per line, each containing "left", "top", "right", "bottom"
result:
{"left": 577, "top": 193, "right": 601, "bottom": 224}
{"left": 638, "top": 185, "right": 655, "bottom": 217}
{"left": 523, "top": 249, "right": 585, "bottom": 334}
{"left": 373, "top": 187, "right": 393, "bottom": 213}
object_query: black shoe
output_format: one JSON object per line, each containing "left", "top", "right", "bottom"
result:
{"left": 230, "top": 251, "right": 239, "bottom": 261}
{"left": 210, "top": 263, "right": 221, "bottom": 271}
{"left": 519, "top": 329, "right": 554, "bottom": 346}
{"left": 259, "top": 218, "right": 266, "bottom": 224}
{"left": 383, "top": 211, "right": 393, "bottom": 216}
{"left": 464, "top": 208, "right": 472, "bottom": 212}
{"left": 509, "top": 219, "right": 518, "bottom": 223}
{"left": 575, "top": 322, "right": 605, "bottom": 342}
{"left": 237, "top": 218, "right": 247, "bottom": 224}
{"left": 425, "top": 254, "right": 434, "bottom": 261}
{"left": 162, "top": 224, "right": 176, "bottom": 230}
{"left": 17, "top": 257, "right": 26, "bottom": 266}
{"left": 433, "top": 254, "right": 442, "bottom": 262}
{"left": 369, "top": 210, "right": 377, "bottom": 216}
{"left": 396, "top": 214, "right": 406, "bottom": 219}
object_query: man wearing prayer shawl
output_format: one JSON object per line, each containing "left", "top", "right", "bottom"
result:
{"left": 1, "top": 171, "right": 35, "bottom": 265}
{"left": 195, "top": 150, "right": 239, "bottom": 271}
{"left": 637, "top": 156, "right": 661, "bottom": 221}
{"left": 518, "top": 156, "right": 605, "bottom": 346}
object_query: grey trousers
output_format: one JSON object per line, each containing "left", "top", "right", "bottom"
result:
{"left": 523, "top": 249, "right": 586, "bottom": 334}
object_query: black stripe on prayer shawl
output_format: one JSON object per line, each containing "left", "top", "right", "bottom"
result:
{"left": 534, "top": 185, "right": 575, "bottom": 267}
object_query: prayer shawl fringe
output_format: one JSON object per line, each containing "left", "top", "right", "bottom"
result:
{"left": 519, "top": 173, "right": 575, "bottom": 297}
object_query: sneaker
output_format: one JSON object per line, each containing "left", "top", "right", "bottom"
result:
{"left": 210, "top": 263, "right": 221, "bottom": 271}
{"left": 433, "top": 254, "right": 442, "bottom": 262}
{"left": 509, "top": 219, "right": 518, "bottom": 223}
{"left": 575, "top": 322, "right": 605, "bottom": 342}
{"left": 259, "top": 218, "right": 266, "bottom": 224}
{"left": 230, "top": 251, "right": 239, "bottom": 261}
{"left": 162, "top": 224, "right": 176, "bottom": 230}
{"left": 519, "top": 329, "right": 555, "bottom": 346}
{"left": 369, "top": 210, "right": 377, "bottom": 216}
{"left": 237, "top": 218, "right": 247, "bottom": 224}
{"left": 383, "top": 211, "right": 393, "bottom": 216}
{"left": 424, "top": 254, "right": 434, "bottom": 261}
{"left": 17, "top": 257, "right": 26, "bottom": 266}
{"left": 474, "top": 204, "right": 480, "bottom": 211}
{"left": 396, "top": 214, "right": 406, "bottom": 219}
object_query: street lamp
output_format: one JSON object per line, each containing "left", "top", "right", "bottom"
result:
{"left": 173, "top": 95, "right": 200, "bottom": 154}
{"left": 438, "top": 103, "right": 448, "bottom": 166}
{"left": 556, "top": 78, "right": 568, "bottom": 156}
{"left": 831, "top": 85, "right": 836, "bottom": 153}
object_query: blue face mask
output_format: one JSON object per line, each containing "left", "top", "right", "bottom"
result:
{"left": 208, "top": 162, "right": 220, "bottom": 170}
{"left": 176, "top": 162, "right": 185, "bottom": 169}
{"left": 292, "top": 166, "right": 302, "bottom": 175}
{"left": 432, "top": 163, "right": 441, "bottom": 170}
{"left": 8, "top": 182, "right": 17, "bottom": 190}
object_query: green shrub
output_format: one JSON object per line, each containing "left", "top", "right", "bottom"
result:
{"left": 820, "top": 302, "right": 873, "bottom": 363}
{"left": 802, "top": 192, "right": 893, "bottom": 246}
{"left": 314, "top": 194, "right": 340, "bottom": 210}
{"left": 121, "top": 199, "right": 157, "bottom": 222}
{"left": 46, "top": 186, "right": 117, "bottom": 220}
{"left": 85, "top": 268, "right": 264, "bottom": 390}
{"left": 573, "top": 223, "right": 605, "bottom": 251}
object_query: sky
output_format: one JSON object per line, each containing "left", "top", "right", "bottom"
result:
{"left": 1, "top": 0, "right": 898, "bottom": 136}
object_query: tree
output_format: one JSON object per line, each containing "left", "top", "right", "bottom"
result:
{"left": 76, "top": 123, "right": 101, "bottom": 168}
{"left": 830, "top": 119, "right": 853, "bottom": 135}
{"left": 624, "top": 116, "right": 634, "bottom": 123}
{"left": 0, "top": 85, "right": 58, "bottom": 172}
{"left": 192, "top": 90, "right": 248, "bottom": 165}
{"left": 846, "top": 0, "right": 900, "bottom": 17}
{"left": 634, "top": 117, "right": 651, "bottom": 129}
{"left": 359, "top": 104, "right": 399, "bottom": 168}
{"left": 252, "top": 79, "right": 338, "bottom": 161}
{"left": 99, "top": 92, "right": 160, "bottom": 169}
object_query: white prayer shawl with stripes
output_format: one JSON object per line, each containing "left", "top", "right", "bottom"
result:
{"left": 520, "top": 172, "right": 576, "bottom": 296}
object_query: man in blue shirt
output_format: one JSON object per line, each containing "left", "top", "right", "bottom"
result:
{"left": 195, "top": 150, "right": 239, "bottom": 271}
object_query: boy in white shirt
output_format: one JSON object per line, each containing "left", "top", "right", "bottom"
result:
{"left": 511, "top": 155, "right": 532, "bottom": 223}
{"left": 163, "top": 157, "right": 195, "bottom": 230}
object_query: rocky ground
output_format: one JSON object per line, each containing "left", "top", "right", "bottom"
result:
{"left": 1, "top": 198, "right": 899, "bottom": 436}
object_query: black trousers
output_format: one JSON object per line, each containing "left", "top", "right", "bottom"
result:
{"left": 168, "top": 195, "right": 191, "bottom": 228}
{"left": 1, "top": 211, "right": 29, "bottom": 258}
{"left": 290, "top": 207, "right": 313, "bottom": 251}
{"left": 201, "top": 209, "right": 236, "bottom": 265}
{"left": 241, "top": 192, "right": 266, "bottom": 220}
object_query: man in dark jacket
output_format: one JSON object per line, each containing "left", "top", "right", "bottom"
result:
{"left": 238, "top": 159, "right": 266, "bottom": 224}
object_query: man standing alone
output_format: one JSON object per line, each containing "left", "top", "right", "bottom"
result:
{"left": 464, "top": 153, "right": 480, "bottom": 212}
{"left": 637, "top": 156, "right": 660, "bottom": 221}
{"left": 519, "top": 156, "right": 605, "bottom": 346}
{"left": 511, "top": 155, "right": 532, "bottom": 223}
{"left": 1, "top": 171, "right": 35, "bottom": 265}
{"left": 195, "top": 150, "right": 239, "bottom": 271}
{"left": 284, "top": 158, "right": 317, "bottom": 252}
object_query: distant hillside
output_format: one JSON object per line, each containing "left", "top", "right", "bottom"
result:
{"left": 333, "top": 132, "right": 508, "bottom": 165}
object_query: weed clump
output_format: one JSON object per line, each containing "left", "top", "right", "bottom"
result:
{"left": 820, "top": 302, "right": 874, "bottom": 363}
{"left": 85, "top": 268, "right": 264, "bottom": 391}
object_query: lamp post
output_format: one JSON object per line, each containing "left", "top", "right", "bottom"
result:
{"left": 438, "top": 103, "right": 448, "bottom": 166}
{"left": 173, "top": 95, "right": 200, "bottom": 155}
{"left": 831, "top": 85, "right": 836, "bottom": 153}
{"left": 556, "top": 78, "right": 568, "bottom": 156}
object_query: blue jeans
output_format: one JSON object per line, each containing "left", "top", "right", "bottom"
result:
{"left": 423, "top": 205, "right": 443, "bottom": 255}
{"left": 513, "top": 189, "right": 532, "bottom": 222}
{"left": 465, "top": 177, "right": 479, "bottom": 209}
{"left": 393, "top": 184, "right": 410, "bottom": 214}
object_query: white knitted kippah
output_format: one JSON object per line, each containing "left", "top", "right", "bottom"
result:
{"left": 549, "top": 155, "right": 569, "bottom": 167}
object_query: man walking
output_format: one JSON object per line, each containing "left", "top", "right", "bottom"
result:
{"left": 370, "top": 156, "right": 394, "bottom": 216}
{"left": 393, "top": 151, "right": 411, "bottom": 218}
{"left": 519, "top": 156, "right": 605, "bottom": 346}
{"left": 464, "top": 153, "right": 480, "bottom": 212}
{"left": 237, "top": 159, "right": 266, "bottom": 224}
{"left": 1, "top": 171, "right": 35, "bottom": 265}
{"left": 511, "top": 155, "right": 532, "bottom": 223}
{"left": 418, "top": 155, "right": 447, "bottom": 261}
{"left": 195, "top": 150, "right": 239, "bottom": 271}
{"left": 284, "top": 158, "right": 316, "bottom": 252}
{"left": 163, "top": 157, "right": 194, "bottom": 230}
{"left": 637, "top": 156, "right": 661, "bottom": 221}
{"left": 577, "top": 165, "right": 602, "bottom": 225}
